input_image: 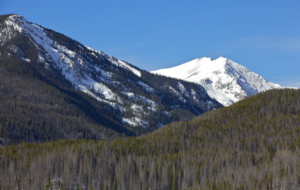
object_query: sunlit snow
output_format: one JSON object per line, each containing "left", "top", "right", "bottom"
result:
{"left": 152, "top": 57, "right": 282, "bottom": 106}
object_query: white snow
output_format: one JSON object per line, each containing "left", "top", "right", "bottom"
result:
{"left": 96, "top": 67, "right": 113, "bottom": 81}
{"left": 22, "top": 58, "right": 30, "bottom": 62}
{"left": 138, "top": 81, "right": 155, "bottom": 92}
{"left": 5, "top": 15, "right": 122, "bottom": 107}
{"left": 122, "top": 92, "right": 157, "bottom": 106}
{"left": 37, "top": 53, "right": 45, "bottom": 62}
{"left": 85, "top": 46, "right": 142, "bottom": 77}
{"left": 152, "top": 57, "right": 283, "bottom": 106}
{"left": 118, "top": 60, "right": 141, "bottom": 77}
{"left": 177, "top": 82, "right": 189, "bottom": 97}
{"left": 92, "top": 82, "right": 116, "bottom": 100}
{"left": 169, "top": 86, "right": 186, "bottom": 103}
{"left": 78, "top": 85, "right": 117, "bottom": 106}
{"left": 191, "top": 89, "right": 199, "bottom": 103}
{"left": 122, "top": 117, "right": 148, "bottom": 127}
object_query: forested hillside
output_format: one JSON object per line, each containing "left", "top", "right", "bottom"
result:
{"left": 0, "top": 56, "right": 139, "bottom": 143}
{"left": 1, "top": 89, "right": 300, "bottom": 189}
{"left": 0, "top": 32, "right": 139, "bottom": 143}
{"left": 0, "top": 14, "right": 222, "bottom": 144}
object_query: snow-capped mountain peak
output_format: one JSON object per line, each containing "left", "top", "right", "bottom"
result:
{"left": 151, "top": 57, "right": 282, "bottom": 106}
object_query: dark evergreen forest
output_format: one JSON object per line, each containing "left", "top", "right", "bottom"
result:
{"left": 1, "top": 89, "right": 300, "bottom": 189}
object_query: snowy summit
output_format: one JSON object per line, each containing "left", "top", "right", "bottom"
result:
{"left": 151, "top": 57, "right": 282, "bottom": 106}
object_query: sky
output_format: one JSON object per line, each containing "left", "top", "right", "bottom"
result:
{"left": 1, "top": 0, "right": 300, "bottom": 87}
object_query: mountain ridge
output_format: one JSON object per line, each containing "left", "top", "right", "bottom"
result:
{"left": 0, "top": 14, "right": 222, "bottom": 143}
{"left": 152, "top": 56, "right": 283, "bottom": 106}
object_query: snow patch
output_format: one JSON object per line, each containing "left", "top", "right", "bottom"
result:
{"left": 22, "top": 58, "right": 30, "bottom": 62}
{"left": 86, "top": 46, "right": 141, "bottom": 77}
{"left": 138, "top": 81, "right": 155, "bottom": 93}
{"left": 177, "top": 82, "right": 189, "bottom": 96}
{"left": 169, "top": 86, "right": 186, "bottom": 102}
{"left": 122, "top": 117, "right": 148, "bottom": 127}
{"left": 122, "top": 92, "right": 157, "bottom": 106}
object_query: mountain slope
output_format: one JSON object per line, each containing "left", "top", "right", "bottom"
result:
{"left": 0, "top": 46, "right": 138, "bottom": 143}
{"left": 1, "top": 88, "right": 300, "bottom": 189}
{"left": 152, "top": 57, "right": 282, "bottom": 106}
{"left": 0, "top": 14, "right": 222, "bottom": 143}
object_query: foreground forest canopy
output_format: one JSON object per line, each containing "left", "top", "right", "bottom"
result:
{"left": 1, "top": 89, "right": 300, "bottom": 189}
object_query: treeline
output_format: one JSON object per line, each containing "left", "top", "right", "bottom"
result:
{"left": 1, "top": 89, "right": 300, "bottom": 189}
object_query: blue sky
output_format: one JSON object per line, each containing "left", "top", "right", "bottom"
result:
{"left": 1, "top": 0, "right": 300, "bottom": 87}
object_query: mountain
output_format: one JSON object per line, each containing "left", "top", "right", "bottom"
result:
{"left": 0, "top": 14, "right": 222, "bottom": 143}
{"left": 1, "top": 88, "right": 300, "bottom": 189}
{"left": 152, "top": 57, "right": 282, "bottom": 106}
